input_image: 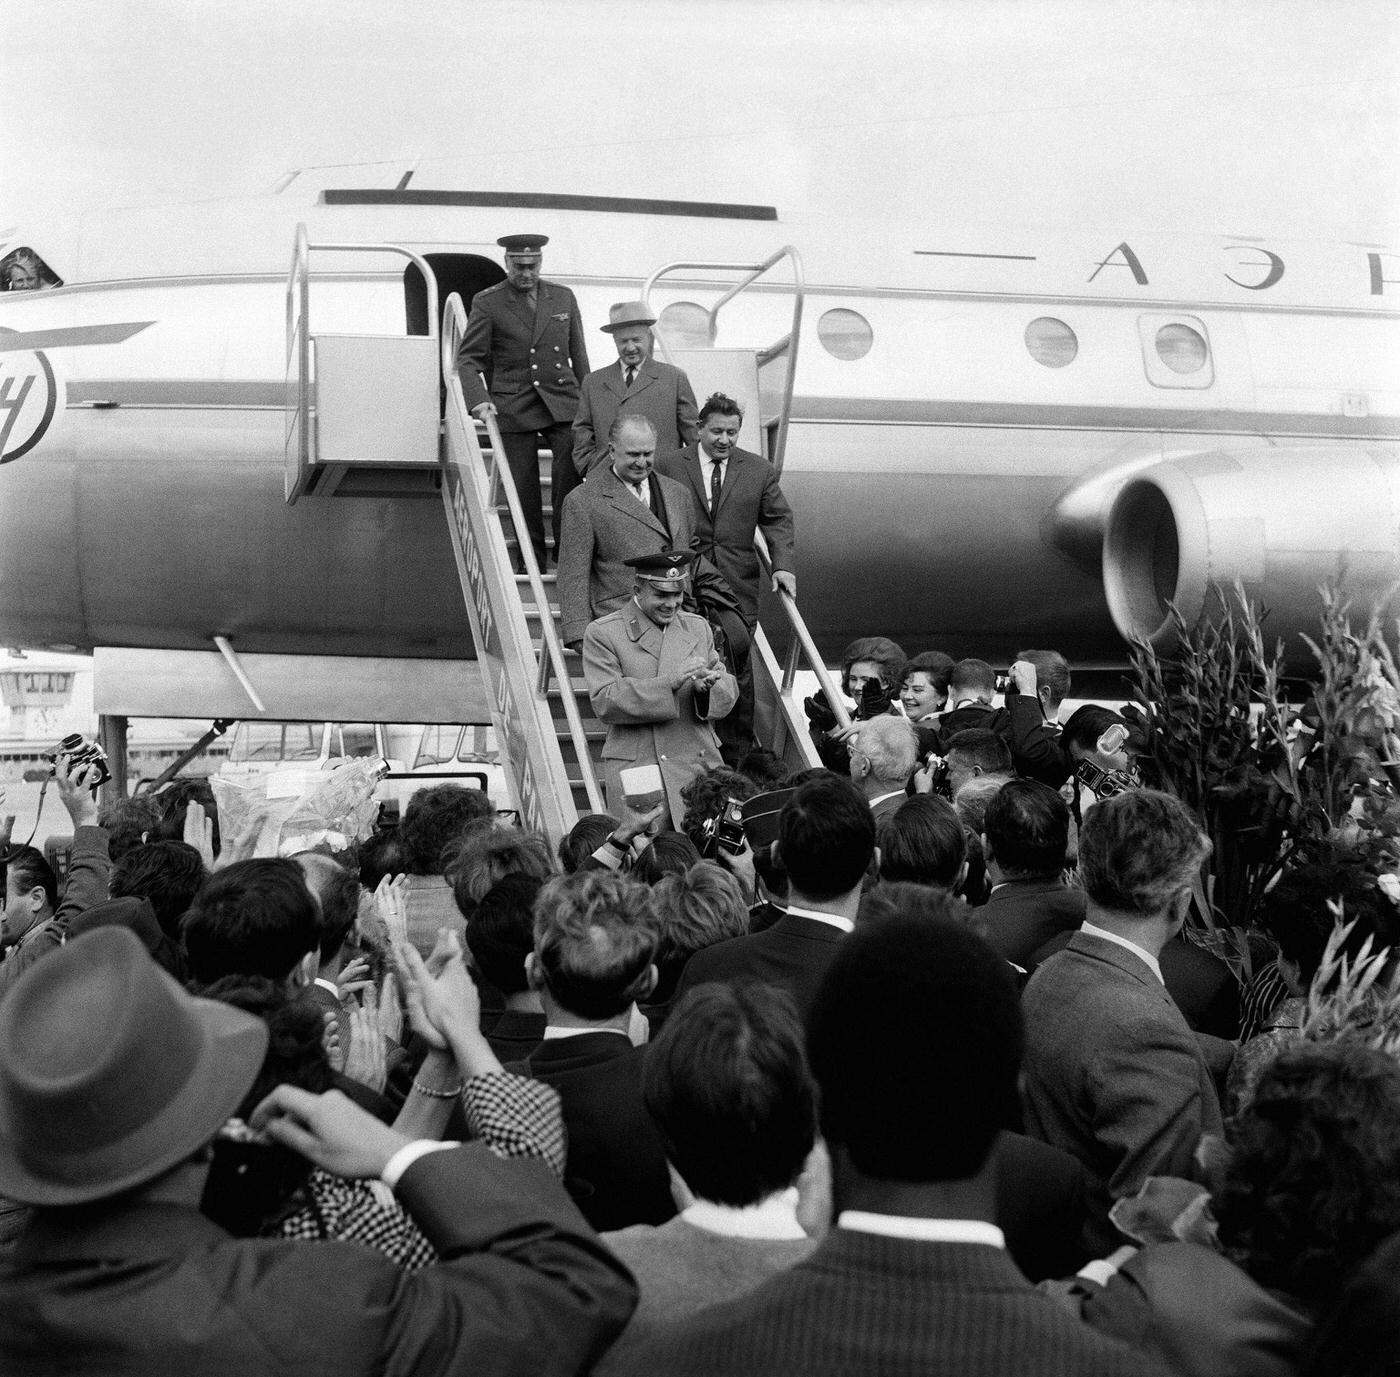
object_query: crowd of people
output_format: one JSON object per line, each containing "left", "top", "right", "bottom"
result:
{"left": 1, "top": 228, "right": 1399, "bottom": 1375}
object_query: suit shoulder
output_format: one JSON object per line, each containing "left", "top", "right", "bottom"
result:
{"left": 471, "top": 281, "right": 509, "bottom": 306}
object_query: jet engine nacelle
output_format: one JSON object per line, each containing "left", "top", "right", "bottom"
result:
{"left": 1103, "top": 445, "right": 1400, "bottom": 656}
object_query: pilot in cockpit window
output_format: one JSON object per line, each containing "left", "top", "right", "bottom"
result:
{"left": 0, "top": 247, "right": 62, "bottom": 291}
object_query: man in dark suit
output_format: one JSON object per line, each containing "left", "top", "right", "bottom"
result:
{"left": 0, "top": 926, "right": 636, "bottom": 1376}
{"left": 1021, "top": 790, "right": 1227, "bottom": 1255}
{"left": 456, "top": 232, "right": 590, "bottom": 569}
{"left": 617, "top": 910, "right": 1150, "bottom": 1376}
{"left": 510, "top": 870, "right": 675, "bottom": 1232}
{"left": 573, "top": 302, "right": 698, "bottom": 475}
{"left": 674, "top": 775, "right": 873, "bottom": 1022}
{"left": 657, "top": 392, "right": 796, "bottom": 758}
{"left": 558, "top": 415, "right": 697, "bottom": 648}
{"left": 655, "top": 392, "right": 796, "bottom": 626}
{"left": 971, "top": 778, "right": 1082, "bottom": 968}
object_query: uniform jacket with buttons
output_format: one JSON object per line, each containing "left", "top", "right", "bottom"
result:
{"left": 572, "top": 359, "right": 699, "bottom": 475}
{"left": 558, "top": 465, "right": 697, "bottom": 645}
{"left": 456, "top": 279, "right": 590, "bottom": 433}
{"left": 582, "top": 603, "right": 737, "bottom": 826}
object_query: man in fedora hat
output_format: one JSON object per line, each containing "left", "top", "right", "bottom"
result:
{"left": 572, "top": 302, "right": 698, "bottom": 477}
{"left": 0, "top": 926, "right": 636, "bottom": 1374}
{"left": 582, "top": 549, "right": 737, "bottom": 829}
{"left": 456, "top": 233, "right": 590, "bottom": 570}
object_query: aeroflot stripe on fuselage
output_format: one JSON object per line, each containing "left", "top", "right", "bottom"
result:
{"left": 60, "top": 377, "right": 1400, "bottom": 442}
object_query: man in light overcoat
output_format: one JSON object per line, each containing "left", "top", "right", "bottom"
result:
{"left": 582, "top": 551, "right": 738, "bottom": 828}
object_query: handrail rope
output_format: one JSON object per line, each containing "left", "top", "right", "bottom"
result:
{"left": 442, "top": 295, "right": 604, "bottom": 815}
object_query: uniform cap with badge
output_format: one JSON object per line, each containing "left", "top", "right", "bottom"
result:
{"left": 624, "top": 548, "right": 695, "bottom": 592}
{"left": 497, "top": 233, "right": 548, "bottom": 261}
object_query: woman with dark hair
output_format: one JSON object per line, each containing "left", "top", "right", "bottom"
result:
{"left": 807, "top": 636, "right": 907, "bottom": 774}
{"left": 1080, "top": 1042, "right": 1400, "bottom": 1376}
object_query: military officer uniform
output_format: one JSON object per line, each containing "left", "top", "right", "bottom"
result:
{"left": 456, "top": 233, "right": 590, "bottom": 568}
{"left": 582, "top": 552, "right": 738, "bottom": 828}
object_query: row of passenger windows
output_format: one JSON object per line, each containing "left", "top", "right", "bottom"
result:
{"left": 656, "top": 300, "right": 1213, "bottom": 385}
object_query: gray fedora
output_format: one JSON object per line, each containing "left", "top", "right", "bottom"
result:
{"left": 601, "top": 300, "right": 657, "bottom": 334}
{"left": 0, "top": 926, "right": 267, "bottom": 1205}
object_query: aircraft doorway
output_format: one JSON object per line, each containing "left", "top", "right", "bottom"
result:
{"left": 403, "top": 253, "right": 505, "bottom": 335}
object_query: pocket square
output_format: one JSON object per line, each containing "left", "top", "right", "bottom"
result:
{"left": 553, "top": 312, "right": 570, "bottom": 321}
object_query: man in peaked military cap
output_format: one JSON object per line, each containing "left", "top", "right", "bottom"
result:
{"left": 456, "top": 233, "right": 590, "bottom": 570}
{"left": 582, "top": 550, "right": 738, "bottom": 829}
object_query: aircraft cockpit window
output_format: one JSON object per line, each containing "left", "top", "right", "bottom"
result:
{"left": 1138, "top": 314, "right": 1213, "bottom": 389}
{"left": 0, "top": 246, "right": 62, "bottom": 291}
{"left": 817, "top": 308, "right": 873, "bottom": 361}
{"left": 657, "top": 301, "right": 713, "bottom": 350}
{"left": 1025, "top": 317, "right": 1078, "bottom": 368}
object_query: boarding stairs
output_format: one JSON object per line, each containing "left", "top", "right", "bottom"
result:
{"left": 285, "top": 225, "right": 851, "bottom": 847}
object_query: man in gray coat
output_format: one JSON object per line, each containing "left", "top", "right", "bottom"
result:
{"left": 1020, "top": 789, "right": 1227, "bottom": 1255}
{"left": 573, "top": 302, "right": 698, "bottom": 476}
{"left": 558, "top": 415, "right": 696, "bottom": 648}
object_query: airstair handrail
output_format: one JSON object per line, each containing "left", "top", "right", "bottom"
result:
{"left": 752, "top": 529, "right": 853, "bottom": 732}
{"left": 443, "top": 295, "right": 605, "bottom": 817}
{"left": 641, "top": 246, "right": 805, "bottom": 476}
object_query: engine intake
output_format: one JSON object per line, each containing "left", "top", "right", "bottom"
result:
{"left": 1103, "top": 446, "right": 1400, "bottom": 654}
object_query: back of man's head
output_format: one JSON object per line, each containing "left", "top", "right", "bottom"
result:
{"left": 183, "top": 858, "right": 319, "bottom": 986}
{"left": 532, "top": 871, "right": 660, "bottom": 1019}
{"left": 1015, "top": 648, "right": 1071, "bottom": 708}
{"left": 469, "top": 873, "right": 543, "bottom": 996}
{"left": 644, "top": 983, "right": 816, "bottom": 1206}
{"left": 558, "top": 813, "right": 618, "bottom": 874}
{"left": 1079, "top": 788, "right": 1210, "bottom": 919}
{"left": 110, "top": 841, "right": 207, "bottom": 941}
{"left": 953, "top": 774, "right": 1007, "bottom": 835}
{"left": 877, "top": 796, "right": 966, "bottom": 888}
{"left": 151, "top": 778, "right": 221, "bottom": 855}
{"left": 850, "top": 714, "right": 918, "bottom": 789}
{"left": 293, "top": 852, "right": 360, "bottom": 965}
{"left": 399, "top": 784, "right": 494, "bottom": 875}
{"left": 97, "top": 794, "right": 163, "bottom": 865}
{"left": 949, "top": 658, "right": 996, "bottom": 703}
{"left": 449, "top": 824, "right": 554, "bottom": 917}
{"left": 984, "top": 779, "right": 1069, "bottom": 880}
{"left": 808, "top": 907, "right": 1022, "bottom": 1181}
{"left": 778, "top": 776, "right": 876, "bottom": 901}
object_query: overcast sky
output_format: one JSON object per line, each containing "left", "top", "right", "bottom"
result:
{"left": 3, "top": 0, "right": 1397, "bottom": 241}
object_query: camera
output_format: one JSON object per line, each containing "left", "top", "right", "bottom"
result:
{"left": 699, "top": 797, "right": 747, "bottom": 859}
{"left": 43, "top": 734, "right": 111, "bottom": 790}
{"left": 994, "top": 673, "right": 1011, "bottom": 695}
{"left": 1073, "top": 759, "right": 1137, "bottom": 800}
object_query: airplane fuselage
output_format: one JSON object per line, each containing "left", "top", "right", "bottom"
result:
{"left": 2, "top": 188, "right": 1397, "bottom": 669}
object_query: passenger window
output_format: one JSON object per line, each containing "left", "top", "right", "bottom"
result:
{"left": 817, "top": 308, "right": 873, "bottom": 361}
{"left": 1138, "top": 313, "right": 1213, "bottom": 389}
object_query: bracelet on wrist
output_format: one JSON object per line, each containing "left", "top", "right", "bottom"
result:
{"left": 411, "top": 1078, "right": 464, "bottom": 1100}
{"left": 605, "top": 835, "right": 628, "bottom": 851}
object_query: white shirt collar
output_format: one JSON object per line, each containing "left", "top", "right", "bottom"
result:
{"left": 1080, "top": 919, "right": 1164, "bottom": 983}
{"left": 868, "top": 789, "right": 906, "bottom": 808}
{"left": 542, "top": 1024, "right": 631, "bottom": 1040}
{"left": 836, "top": 1212, "right": 1005, "bottom": 1248}
{"left": 682, "top": 1188, "right": 806, "bottom": 1240}
{"left": 784, "top": 903, "right": 854, "bottom": 934}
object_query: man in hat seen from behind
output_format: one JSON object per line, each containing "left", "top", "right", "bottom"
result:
{"left": 583, "top": 550, "right": 738, "bottom": 830}
{"left": 0, "top": 926, "right": 636, "bottom": 1375}
{"left": 456, "top": 233, "right": 590, "bottom": 571}
{"left": 572, "top": 301, "right": 699, "bottom": 476}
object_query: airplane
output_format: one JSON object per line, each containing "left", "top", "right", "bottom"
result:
{"left": 1, "top": 169, "right": 1397, "bottom": 826}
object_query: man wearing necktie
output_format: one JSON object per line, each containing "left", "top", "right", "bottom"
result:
{"left": 657, "top": 392, "right": 797, "bottom": 758}
{"left": 456, "top": 233, "right": 590, "bottom": 570}
{"left": 557, "top": 414, "right": 698, "bottom": 649}
{"left": 572, "top": 301, "right": 699, "bottom": 477}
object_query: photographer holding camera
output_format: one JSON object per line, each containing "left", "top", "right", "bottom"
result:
{"left": 804, "top": 637, "right": 906, "bottom": 775}
{"left": 1002, "top": 650, "right": 1075, "bottom": 788}
{"left": 0, "top": 747, "right": 112, "bottom": 998}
